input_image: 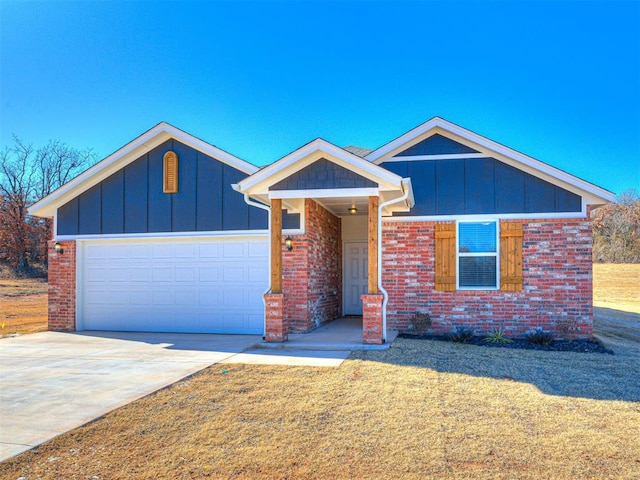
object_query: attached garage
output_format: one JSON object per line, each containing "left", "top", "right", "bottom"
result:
{"left": 77, "top": 237, "right": 268, "bottom": 334}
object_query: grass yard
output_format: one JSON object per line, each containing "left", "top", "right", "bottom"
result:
{"left": 0, "top": 277, "right": 48, "bottom": 336}
{"left": 1, "top": 339, "right": 639, "bottom": 479}
{"left": 593, "top": 263, "right": 640, "bottom": 314}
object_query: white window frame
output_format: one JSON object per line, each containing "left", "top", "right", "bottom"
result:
{"left": 456, "top": 220, "right": 500, "bottom": 290}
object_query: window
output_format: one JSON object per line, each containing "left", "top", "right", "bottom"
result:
{"left": 457, "top": 221, "right": 498, "bottom": 289}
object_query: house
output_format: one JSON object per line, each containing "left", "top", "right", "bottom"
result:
{"left": 29, "top": 117, "right": 614, "bottom": 344}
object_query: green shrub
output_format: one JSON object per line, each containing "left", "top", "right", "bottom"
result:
{"left": 408, "top": 311, "right": 432, "bottom": 335}
{"left": 526, "top": 328, "right": 555, "bottom": 346}
{"left": 483, "top": 327, "right": 513, "bottom": 344}
{"left": 448, "top": 326, "right": 474, "bottom": 343}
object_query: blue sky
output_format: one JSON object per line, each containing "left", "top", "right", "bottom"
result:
{"left": 1, "top": 0, "right": 638, "bottom": 195}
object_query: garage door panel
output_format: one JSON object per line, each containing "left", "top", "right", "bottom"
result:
{"left": 81, "top": 237, "right": 267, "bottom": 334}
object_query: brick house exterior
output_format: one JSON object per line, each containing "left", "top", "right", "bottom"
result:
{"left": 31, "top": 118, "right": 613, "bottom": 344}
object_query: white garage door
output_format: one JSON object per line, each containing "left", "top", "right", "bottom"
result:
{"left": 78, "top": 237, "right": 268, "bottom": 334}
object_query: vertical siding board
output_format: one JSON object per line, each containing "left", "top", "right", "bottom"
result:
{"left": 101, "top": 170, "right": 124, "bottom": 234}
{"left": 408, "top": 160, "right": 436, "bottom": 215}
{"left": 147, "top": 141, "right": 173, "bottom": 232}
{"left": 282, "top": 212, "right": 300, "bottom": 230}
{"left": 170, "top": 140, "right": 197, "bottom": 232}
{"left": 249, "top": 205, "right": 268, "bottom": 229}
{"left": 556, "top": 187, "right": 582, "bottom": 212}
{"left": 222, "top": 164, "right": 249, "bottom": 230}
{"left": 495, "top": 162, "right": 525, "bottom": 213}
{"left": 436, "top": 160, "right": 465, "bottom": 214}
{"left": 124, "top": 154, "right": 148, "bottom": 233}
{"left": 196, "top": 152, "right": 222, "bottom": 231}
{"left": 465, "top": 158, "right": 495, "bottom": 214}
{"left": 57, "top": 198, "right": 79, "bottom": 235}
{"left": 78, "top": 184, "right": 101, "bottom": 234}
{"left": 435, "top": 223, "right": 456, "bottom": 291}
{"left": 525, "top": 175, "right": 556, "bottom": 213}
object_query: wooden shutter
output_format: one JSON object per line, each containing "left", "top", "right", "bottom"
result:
{"left": 435, "top": 223, "right": 456, "bottom": 292}
{"left": 500, "top": 222, "right": 523, "bottom": 291}
{"left": 163, "top": 151, "right": 178, "bottom": 193}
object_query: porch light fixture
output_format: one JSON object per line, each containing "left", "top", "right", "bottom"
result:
{"left": 348, "top": 206, "right": 358, "bottom": 215}
{"left": 285, "top": 236, "right": 293, "bottom": 251}
{"left": 54, "top": 242, "right": 64, "bottom": 255}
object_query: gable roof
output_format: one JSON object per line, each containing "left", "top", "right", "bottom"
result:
{"left": 234, "top": 137, "right": 414, "bottom": 215}
{"left": 365, "top": 117, "right": 615, "bottom": 205}
{"left": 29, "top": 122, "right": 256, "bottom": 217}
{"left": 235, "top": 137, "right": 408, "bottom": 195}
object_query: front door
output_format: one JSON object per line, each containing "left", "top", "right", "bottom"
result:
{"left": 343, "top": 242, "right": 368, "bottom": 315}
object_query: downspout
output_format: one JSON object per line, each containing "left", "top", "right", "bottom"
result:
{"left": 377, "top": 178, "right": 411, "bottom": 342}
{"left": 240, "top": 192, "right": 272, "bottom": 336}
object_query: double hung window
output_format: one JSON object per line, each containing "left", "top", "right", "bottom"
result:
{"left": 457, "top": 221, "right": 498, "bottom": 289}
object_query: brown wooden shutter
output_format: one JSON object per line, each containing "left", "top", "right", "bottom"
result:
{"left": 163, "top": 151, "right": 178, "bottom": 193}
{"left": 500, "top": 222, "right": 523, "bottom": 291}
{"left": 435, "top": 223, "right": 456, "bottom": 292}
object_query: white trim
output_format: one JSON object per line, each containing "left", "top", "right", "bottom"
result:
{"left": 75, "top": 241, "right": 84, "bottom": 331}
{"left": 30, "top": 122, "right": 257, "bottom": 218}
{"left": 54, "top": 228, "right": 304, "bottom": 242}
{"left": 382, "top": 153, "right": 487, "bottom": 162}
{"left": 383, "top": 210, "right": 587, "bottom": 223}
{"left": 268, "top": 187, "right": 380, "bottom": 200}
{"left": 456, "top": 219, "right": 500, "bottom": 291}
{"left": 365, "top": 117, "right": 615, "bottom": 204}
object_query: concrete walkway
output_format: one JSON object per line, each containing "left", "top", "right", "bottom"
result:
{"left": 0, "top": 331, "right": 351, "bottom": 462}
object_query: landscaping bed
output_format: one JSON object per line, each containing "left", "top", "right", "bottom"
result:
{"left": 398, "top": 333, "right": 614, "bottom": 354}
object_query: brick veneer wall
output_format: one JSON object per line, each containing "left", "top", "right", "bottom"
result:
{"left": 382, "top": 218, "right": 593, "bottom": 339}
{"left": 282, "top": 199, "right": 342, "bottom": 333}
{"left": 48, "top": 240, "right": 77, "bottom": 331}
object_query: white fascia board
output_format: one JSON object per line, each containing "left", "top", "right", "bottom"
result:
{"left": 29, "top": 122, "right": 257, "bottom": 218}
{"left": 237, "top": 138, "right": 404, "bottom": 195}
{"left": 367, "top": 117, "right": 615, "bottom": 204}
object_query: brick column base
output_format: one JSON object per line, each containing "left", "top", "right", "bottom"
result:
{"left": 361, "top": 294, "right": 384, "bottom": 344}
{"left": 264, "top": 293, "right": 287, "bottom": 342}
{"left": 48, "top": 240, "right": 77, "bottom": 332}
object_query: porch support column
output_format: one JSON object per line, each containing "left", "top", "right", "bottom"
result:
{"left": 367, "top": 196, "right": 379, "bottom": 294}
{"left": 362, "top": 195, "right": 383, "bottom": 344}
{"left": 264, "top": 198, "right": 287, "bottom": 342}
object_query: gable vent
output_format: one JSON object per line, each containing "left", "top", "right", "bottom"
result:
{"left": 163, "top": 151, "right": 178, "bottom": 193}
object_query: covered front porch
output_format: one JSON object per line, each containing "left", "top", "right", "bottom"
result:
{"left": 233, "top": 138, "right": 413, "bottom": 345}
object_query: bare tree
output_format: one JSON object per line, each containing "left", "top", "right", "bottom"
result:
{"left": 592, "top": 188, "right": 640, "bottom": 263}
{"left": 0, "top": 136, "right": 97, "bottom": 272}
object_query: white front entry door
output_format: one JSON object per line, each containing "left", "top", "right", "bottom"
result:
{"left": 343, "top": 242, "right": 368, "bottom": 315}
{"left": 78, "top": 237, "right": 268, "bottom": 334}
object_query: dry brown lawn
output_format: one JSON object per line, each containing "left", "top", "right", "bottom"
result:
{"left": 0, "top": 277, "right": 48, "bottom": 336}
{"left": 1, "top": 265, "right": 639, "bottom": 479}
{"left": 593, "top": 263, "right": 640, "bottom": 314}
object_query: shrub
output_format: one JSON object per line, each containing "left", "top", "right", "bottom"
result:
{"left": 526, "top": 328, "right": 555, "bottom": 346}
{"left": 408, "top": 311, "right": 432, "bottom": 335}
{"left": 483, "top": 327, "right": 513, "bottom": 344}
{"left": 448, "top": 326, "right": 474, "bottom": 343}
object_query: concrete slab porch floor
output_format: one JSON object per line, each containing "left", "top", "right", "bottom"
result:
{"left": 257, "top": 316, "right": 399, "bottom": 351}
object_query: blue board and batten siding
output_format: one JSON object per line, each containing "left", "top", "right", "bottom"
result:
{"left": 385, "top": 134, "right": 581, "bottom": 216}
{"left": 57, "top": 139, "right": 300, "bottom": 235}
{"left": 382, "top": 157, "right": 581, "bottom": 216}
{"left": 270, "top": 158, "right": 376, "bottom": 190}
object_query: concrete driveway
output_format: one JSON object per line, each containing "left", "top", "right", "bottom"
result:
{"left": 0, "top": 331, "right": 350, "bottom": 462}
